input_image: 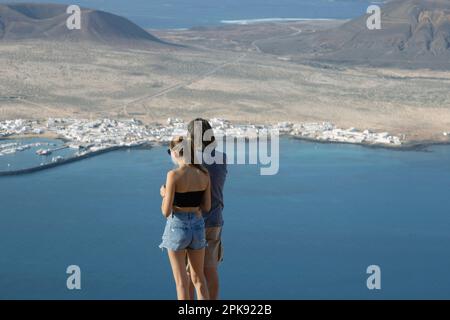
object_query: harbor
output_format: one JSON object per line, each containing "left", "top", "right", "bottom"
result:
{"left": 0, "top": 144, "right": 150, "bottom": 177}
{"left": 0, "top": 116, "right": 441, "bottom": 176}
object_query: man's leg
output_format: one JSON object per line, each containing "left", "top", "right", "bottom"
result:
{"left": 204, "top": 266, "right": 219, "bottom": 300}
{"left": 203, "top": 227, "right": 223, "bottom": 300}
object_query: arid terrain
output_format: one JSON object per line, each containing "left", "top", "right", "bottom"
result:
{"left": 1, "top": 2, "right": 450, "bottom": 143}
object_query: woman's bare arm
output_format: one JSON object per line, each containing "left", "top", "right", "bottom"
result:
{"left": 161, "top": 171, "right": 176, "bottom": 218}
{"left": 200, "top": 174, "right": 211, "bottom": 213}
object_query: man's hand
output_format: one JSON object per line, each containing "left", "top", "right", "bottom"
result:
{"left": 160, "top": 185, "right": 166, "bottom": 198}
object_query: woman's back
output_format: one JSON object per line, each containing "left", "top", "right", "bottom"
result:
{"left": 161, "top": 136, "right": 211, "bottom": 217}
{"left": 173, "top": 166, "right": 209, "bottom": 193}
{"left": 170, "top": 166, "right": 210, "bottom": 211}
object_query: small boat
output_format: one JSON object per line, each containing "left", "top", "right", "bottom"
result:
{"left": 36, "top": 149, "right": 52, "bottom": 156}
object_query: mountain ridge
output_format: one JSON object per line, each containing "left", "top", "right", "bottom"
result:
{"left": 0, "top": 3, "right": 172, "bottom": 48}
{"left": 257, "top": 0, "right": 450, "bottom": 69}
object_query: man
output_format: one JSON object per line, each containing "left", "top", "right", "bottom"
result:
{"left": 187, "top": 118, "right": 227, "bottom": 300}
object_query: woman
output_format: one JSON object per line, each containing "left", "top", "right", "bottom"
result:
{"left": 159, "top": 136, "right": 211, "bottom": 300}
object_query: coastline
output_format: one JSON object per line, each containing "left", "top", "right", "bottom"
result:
{"left": 3, "top": 132, "right": 449, "bottom": 150}
{"left": 290, "top": 136, "right": 450, "bottom": 152}
{"left": 220, "top": 18, "right": 342, "bottom": 25}
{"left": 1, "top": 133, "right": 449, "bottom": 177}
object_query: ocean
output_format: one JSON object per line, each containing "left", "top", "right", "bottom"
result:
{"left": 1, "top": 138, "right": 450, "bottom": 299}
{"left": 1, "top": 0, "right": 449, "bottom": 300}
{"left": 0, "top": 0, "right": 374, "bottom": 29}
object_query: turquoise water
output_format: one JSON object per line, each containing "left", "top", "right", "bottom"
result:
{"left": 1, "top": 0, "right": 373, "bottom": 28}
{"left": 0, "top": 138, "right": 450, "bottom": 299}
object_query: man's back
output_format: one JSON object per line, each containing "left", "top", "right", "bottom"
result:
{"left": 203, "top": 150, "right": 227, "bottom": 228}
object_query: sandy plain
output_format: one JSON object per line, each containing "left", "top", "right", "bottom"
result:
{"left": 1, "top": 21, "right": 449, "bottom": 143}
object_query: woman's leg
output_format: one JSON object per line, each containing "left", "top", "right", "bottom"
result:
{"left": 187, "top": 249, "right": 210, "bottom": 300}
{"left": 168, "top": 250, "right": 190, "bottom": 300}
{"left": 186, "top": 263, "right": 196, "bottom": 300}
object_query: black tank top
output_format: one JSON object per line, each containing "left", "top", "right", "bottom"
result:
{"left": 173, "top": 190, "right": 204, "bottom": 207}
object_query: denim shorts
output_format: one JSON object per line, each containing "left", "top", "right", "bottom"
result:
{"left": 159, "top": 212, "right": 207, "bottom": 251}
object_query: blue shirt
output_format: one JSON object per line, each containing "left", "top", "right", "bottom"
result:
{"left": 202, "top": 151, "right": 227, "bottom": 228}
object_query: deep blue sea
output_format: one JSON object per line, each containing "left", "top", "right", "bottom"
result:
{"left": 0, "top": 0, "right": 449, "bottom": 300}
{"left": 1, "top": 138, "right": 450, "bottom": 299}
{"left": 0, "top": 0, "right": 374, "bottom": 29}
